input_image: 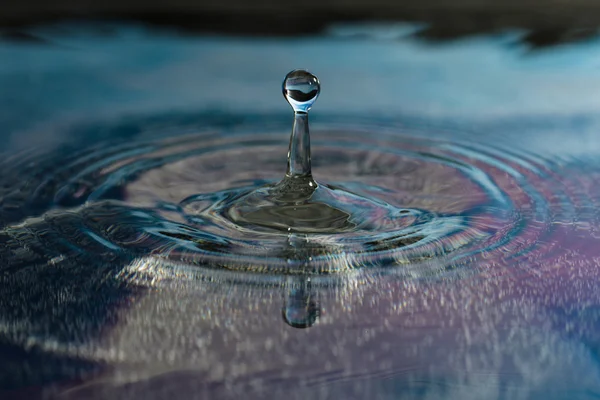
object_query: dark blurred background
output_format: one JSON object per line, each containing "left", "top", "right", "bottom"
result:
{"left": 3, "top": 0, "right": 600, "bottom": 47}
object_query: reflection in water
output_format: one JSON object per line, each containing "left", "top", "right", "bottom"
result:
{"left": 282, "top": 277, "right": 320, "bottom": 329}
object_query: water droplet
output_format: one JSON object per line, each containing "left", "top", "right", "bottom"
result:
{"left": 282, "top": 69, "right": 320, "bottom": 113}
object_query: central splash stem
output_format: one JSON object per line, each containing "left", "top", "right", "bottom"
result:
{"left": 286, "top": 111, "right": 312, "bottom": 178}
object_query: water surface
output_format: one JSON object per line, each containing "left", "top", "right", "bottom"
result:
{"left": 2, "top": 24, "right": 600, "bottom": 400}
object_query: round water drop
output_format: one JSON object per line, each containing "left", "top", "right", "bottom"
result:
{"left": 282, "top": 69, "right": 320, "bottom": 113}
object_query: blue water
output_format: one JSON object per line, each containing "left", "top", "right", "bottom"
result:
{"left": 2, "top": 23, "right": 600, "bottom": 400}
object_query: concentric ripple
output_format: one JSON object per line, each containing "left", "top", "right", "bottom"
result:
{"left": 0, "top": 122, "right": 575, "bottom": 278}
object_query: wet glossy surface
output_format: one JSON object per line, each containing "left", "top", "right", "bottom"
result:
{"left": 2, "top": 24, "right": 600, "bottom": 399}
